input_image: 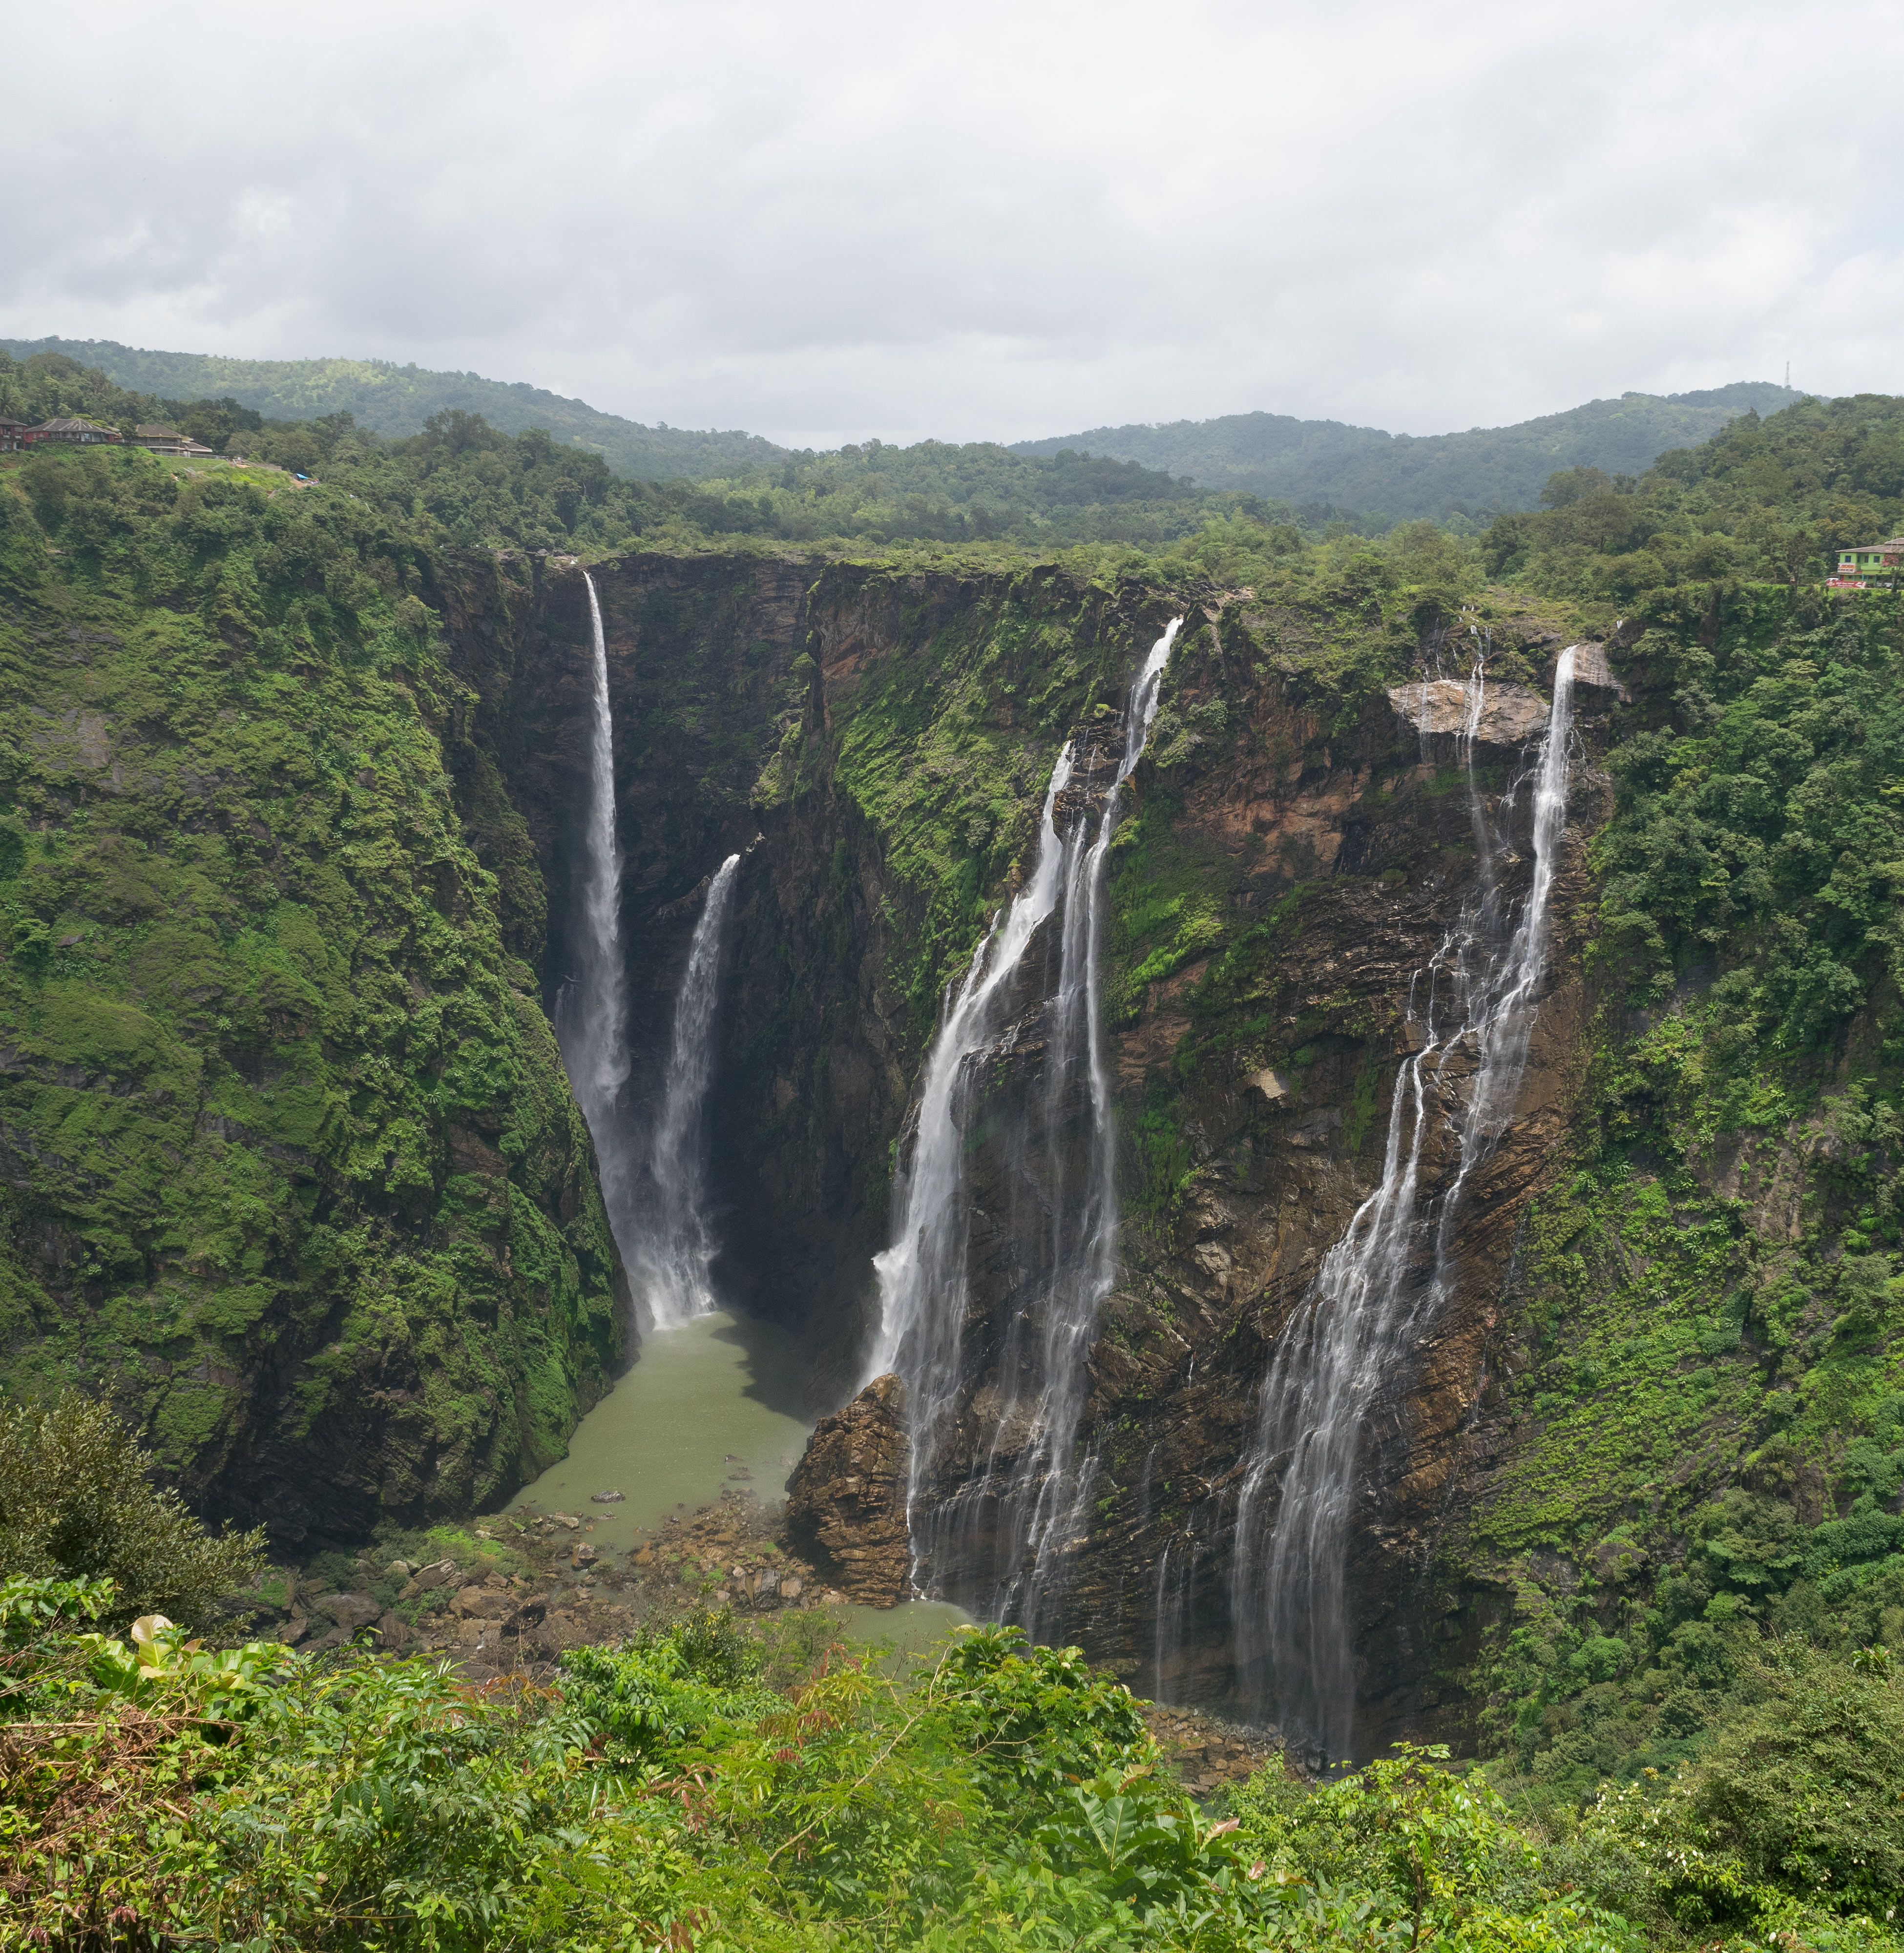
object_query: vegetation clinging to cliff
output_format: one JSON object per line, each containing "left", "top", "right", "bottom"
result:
{"left": 0, "top": 437, "right": 621, "bottom": 1536}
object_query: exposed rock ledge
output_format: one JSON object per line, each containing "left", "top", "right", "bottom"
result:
{"left": 783, "top": 1373, "right": 911, "bottom": 1607}
{"left": 1385, "top": 678, "right": 1548, "bottom": 746}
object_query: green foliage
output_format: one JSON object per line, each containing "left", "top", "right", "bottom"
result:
{"left": 928, "top": 1624, "right": 1151, "bottom": 1789}
{"left": 0, "top": 439, "right": 621, "bottom": 1534}
{"left": 0, "top": 1393, "right": 264, "bottom": 1624}
{"left": 75, "top": 1612, "right": 285, "bottom": 1717}
{"left": 3, "top": 336, "right": 787, "bottom": 482}
{"left": 1486, "top": 393, "right": 1904, "bottom": 599}
{"left": 6, "top": 1556, "right": 1897, "bottom": 1953}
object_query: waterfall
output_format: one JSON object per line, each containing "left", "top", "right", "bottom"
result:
{"left": 555, "top": 573, "right": 642, "bottom": 1278}
{"left": 870, "top": 619, "right": 1183, "bottom": 1622}
{"left": 634, "top": 853, "right": 742, "bottom": 1328}
{"left": 1230, "top": 645, "right": 1579, "bottom": 1760}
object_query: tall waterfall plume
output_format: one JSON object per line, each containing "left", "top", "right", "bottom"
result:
{"left": 554, "top": 572, "right": 642, "bottom": 1278}
{"left": 634, "top": 853, "right": 742, "bottom": 1328}
{"left": 1230, "top": 644, "right": 1580, "bottom": 1761}
{"left": 871, "top": 619, "right": 1182, "bottom": 1626}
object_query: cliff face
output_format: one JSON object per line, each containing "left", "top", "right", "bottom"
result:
{"left": 863, "top": 602, "right": 1622, "bottom": 1745}
{"left": 487, "top": 550, "right": 1629, "bottom": 1743}
{"left": 0, "top": 474, "right": 624, "bottom": 1548}
{"left": 491, "top": 555, "right": 1179, "bottom": 1391}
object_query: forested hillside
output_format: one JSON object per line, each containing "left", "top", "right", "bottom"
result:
{"left": 1, "top": 334, "right": 1803, "bottom": 525}
{"left": 1012, "top": 383, "right": 1801, "bottom": 520}
{"left": 0, "top": 336, "right": 786, "bottom": 482}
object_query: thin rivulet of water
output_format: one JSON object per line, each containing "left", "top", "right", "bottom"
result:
{"left": 634, "top": 853, "right": 743, "bottom": 1328}
{"left": 869, "top": 620, "right": 1183, "bottom": 1626}
{"left": 1228, "top": 644, "right": 1579, "bottom": 1762}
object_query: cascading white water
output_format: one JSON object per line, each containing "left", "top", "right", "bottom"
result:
{"left": 870, "top": 620, "right": 1182, "bottom": 1620}
{"left": 1230, "top": 645, "right": 1579, "bottom": 1761}
{"left": 555, "top": 573, "right": 643, "bottom": 1272}
{"left": 633, "top": 853, "right": 742, "bottom": 1328}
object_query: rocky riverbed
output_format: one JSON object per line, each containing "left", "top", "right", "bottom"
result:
{"left": 261, "top": 1486, "right": 846, "bottom": 1681}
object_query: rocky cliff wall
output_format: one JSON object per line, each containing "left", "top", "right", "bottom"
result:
{"left": 865, "top": 599, "right": 1623, "bottom": 1746}
{"left": 486, "top": 555, "right": 1181, "bottom": 1389}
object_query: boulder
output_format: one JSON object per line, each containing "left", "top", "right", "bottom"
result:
{"left": 590, "top": 1489, "right": 625, "bottom": 1503}
{"left": 312, "top": 1591, "right": 381, "bottom": 1631}
{"left": 398, "top": 1559, "right": 457, "bottom": 1601}
{"left": 783, "top": 1373, "right": 911, "bottom": 1608}
{"left": 502, "top": 1597, "right": 547, "bottom": 1634}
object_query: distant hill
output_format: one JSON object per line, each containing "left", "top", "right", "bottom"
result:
{"left": 0, "top": 337, "right": 788, "bottom": 483}
{"left": 1010, "top": 383, "right": 1804, "bottom": 520}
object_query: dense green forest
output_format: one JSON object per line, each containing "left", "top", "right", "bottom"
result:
{"left": 1012, "top": 384, "right": 1801, "bottom": 521}
{"left": 2, "top": 1401, "right": 1898, "bottom": 1950}
{"left": 0, "top": 338, "right": 784, "bottom": 483}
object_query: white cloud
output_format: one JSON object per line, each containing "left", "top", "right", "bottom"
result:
{"left": 5, "top": 0, "right": 1901, "bottom": 446}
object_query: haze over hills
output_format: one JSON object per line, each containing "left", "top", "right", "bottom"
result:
{"left": 1010, "top": 382, "right": 1804, "bottom": 520}
{"left": 0, "top": 336, "right": 788, "bottom": 483}
{"left": 3, "top": 335, "right": 1801, "bottom": 522}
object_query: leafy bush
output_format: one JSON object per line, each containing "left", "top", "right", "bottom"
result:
{"left": 0, "top": 1393, "right": 264, "bottom": 1624}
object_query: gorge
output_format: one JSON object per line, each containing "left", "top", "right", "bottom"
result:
{"left": 4, "top": 397, "right": 1903, "bottom": 1787}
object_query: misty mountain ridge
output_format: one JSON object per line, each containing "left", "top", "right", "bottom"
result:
{"left": 1011, "top": 382, "right": 1802, "bottom": 521}
{"left": 4, "top": 335, "right": 1797, "bottom": 520}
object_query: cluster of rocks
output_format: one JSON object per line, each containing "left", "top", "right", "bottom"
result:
{"left": 1142, "top": 1705, "right": 1290, "bottom": 1796}
{"left": 268, "top": 1489, "right": 850, "bottom": 1683}
{"left": 625, "top": 1496, "right": 841, "bottom": 1613}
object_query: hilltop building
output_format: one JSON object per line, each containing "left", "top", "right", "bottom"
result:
{"left": 130, "top": 424, "right": 217, "bottom": 458}
{"left": 33, "top": 418, "right": 122, "bottom": 445}
{"left": 0, "top": 419, "right": 30, "bottom": 452}
{"left": 1829, "top": 538, "right": 1904, "bottom": 587}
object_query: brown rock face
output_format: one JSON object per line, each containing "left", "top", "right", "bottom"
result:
{"left": 1384, "top": 677, "right": 1549, "bottom": 745}
{"left": 783, "top": 1374, "right": 912, "bottom": 1607}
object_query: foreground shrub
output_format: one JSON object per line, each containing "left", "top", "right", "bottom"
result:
{"left": 0, "top": 1393, "right": 265, "bottom": 1625}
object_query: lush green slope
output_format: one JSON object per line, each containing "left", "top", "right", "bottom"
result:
{"left": 8, "top": 1527, "right": 1900, "bottom": 1951}
{"left": 0, "top": 439, "right": 623, "bottom": 1543}
{"left": 1012, "top": 384, "right": 1802, "bottom": 520}
{"left": 0, "top": 336, "right": 787, "bottom": 482}
{"left": 1418, "top": 394, "right": 1904, "bottom": 1807}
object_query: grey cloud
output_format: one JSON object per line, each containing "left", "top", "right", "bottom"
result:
{"left": 5, "top": 0, "right": 1902, "bottom": 447}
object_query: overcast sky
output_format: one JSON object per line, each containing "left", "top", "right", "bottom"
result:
{"left": 6, "top": 0, "right": 1902, "bottom": 448}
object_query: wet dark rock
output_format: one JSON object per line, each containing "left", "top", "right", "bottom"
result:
{"left": 783, "top": 1374, "right": 911, "bottom": 1607}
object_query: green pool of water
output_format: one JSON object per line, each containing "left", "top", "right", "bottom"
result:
{"left": 500, "top": 1309, "right": 975, "bottom": 1656}
{"left": 504, "top": 1310, "right": 810, "bottom": 1556}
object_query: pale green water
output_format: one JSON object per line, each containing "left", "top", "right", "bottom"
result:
{"left": 504, "top": 1310, "right": 810, "bottom": 1556}
{"left": 499, "top": 1309, "right": 973, "bottom": 1651}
